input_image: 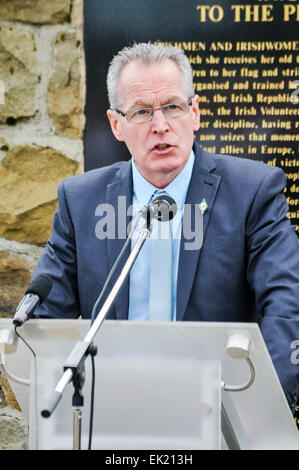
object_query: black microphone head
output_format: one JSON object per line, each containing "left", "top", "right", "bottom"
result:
{"left": 152, "top": 194, "right": 177, "bottom": 222}
{"left": 25, "top": 274, "right": 53, "bottom": 302}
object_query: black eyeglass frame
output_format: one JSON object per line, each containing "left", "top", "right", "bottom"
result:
{"left": 115, "top": 97, "right": 194, "bottom": 123}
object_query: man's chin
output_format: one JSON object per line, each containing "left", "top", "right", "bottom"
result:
{"left": 151, "top": 156, "right": 185, "bottom": 175}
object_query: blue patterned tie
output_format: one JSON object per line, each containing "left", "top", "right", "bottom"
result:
{"left": 148, "top": 192, "right": 173, "bottom": 321}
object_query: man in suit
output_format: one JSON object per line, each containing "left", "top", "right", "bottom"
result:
{"left": 33, "top": 42, "right": 299, "bottom": 411}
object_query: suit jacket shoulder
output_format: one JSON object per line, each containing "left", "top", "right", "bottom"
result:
{"left": 197, "top": 144, "right": 286, "bottom": 188}
{"left": 61, "top": 160, "right": 131, "bottom": 197}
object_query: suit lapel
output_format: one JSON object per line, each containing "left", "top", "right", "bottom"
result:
{"left": 106, "top": 161, "right": 133, "bottom": 320}
{"left": 176, "top": 145, "right": 221, "bottom": 321}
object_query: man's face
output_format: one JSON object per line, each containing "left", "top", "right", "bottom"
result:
{"left": 107, "top": 59, "right": 200, "bottom": 188}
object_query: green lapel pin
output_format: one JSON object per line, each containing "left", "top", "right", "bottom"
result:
{"left": 199, "top": 198, "right": 208, "bottom": 215}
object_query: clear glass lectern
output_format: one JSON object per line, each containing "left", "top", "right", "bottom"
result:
{"left": 0, "top": 319, "right": 298, "bottom": 450}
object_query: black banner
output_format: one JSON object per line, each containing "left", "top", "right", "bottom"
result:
{"left": 83, "top": 0, "right": 299, "bottom": 428}
{"left": 83, "top": 0, "right": 298, "bottom": 235}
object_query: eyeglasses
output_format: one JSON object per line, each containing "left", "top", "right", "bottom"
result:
{"left": 115, "top": 98, "right": 193, "bottom": 123}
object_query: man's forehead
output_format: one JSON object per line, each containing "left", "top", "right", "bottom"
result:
{"left": 118, "top": 59, "right": 186, "bottom": 106}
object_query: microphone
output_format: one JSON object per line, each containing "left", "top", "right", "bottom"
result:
{"left": 12, "top": 274, "right": 53, "bottom": 327}
{"left": 141, "top": 194, "right": 177, "bottom": 222}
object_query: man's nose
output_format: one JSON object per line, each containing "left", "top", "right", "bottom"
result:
{"left": 151, "top": 108, "right": 169, "bottom": 133}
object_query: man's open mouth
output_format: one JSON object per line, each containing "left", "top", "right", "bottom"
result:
{"left": 154, "top": 144, "right": 172, "bottom": 150}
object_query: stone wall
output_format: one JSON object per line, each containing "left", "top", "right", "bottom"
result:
{"left": 0, "top": 0, "right": 85, "bottom": 449}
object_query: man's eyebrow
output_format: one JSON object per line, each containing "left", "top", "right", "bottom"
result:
{"left": 129, "top": 96, "right": 185, "bottom": 108}
{"left": 129, "top": 100, "right": 151, "bottom": 108}
{"left": 163, "top": 96, "right": 185, "bottom": 104}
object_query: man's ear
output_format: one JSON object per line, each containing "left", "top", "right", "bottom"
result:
{"left": 107, "top": 109, "right": 124, "bottom": 141}
{"left": 192, "top": 95, "right": 200, "bottom": 132}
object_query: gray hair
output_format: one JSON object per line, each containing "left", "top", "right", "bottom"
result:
{"left": 107, "top": 42, "right": 194, "bottom": 109}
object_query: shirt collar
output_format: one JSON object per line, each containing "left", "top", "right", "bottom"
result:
{"left": 132, "top": 150, "right": 195, "bottom": 209}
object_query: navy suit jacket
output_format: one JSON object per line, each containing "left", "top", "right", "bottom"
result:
{"left": 33, "top": 143, "right": 299, "bottom": 410}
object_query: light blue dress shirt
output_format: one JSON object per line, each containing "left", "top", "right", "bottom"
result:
{"left": 128, "top": 150, "right": 195, "bottom": 321}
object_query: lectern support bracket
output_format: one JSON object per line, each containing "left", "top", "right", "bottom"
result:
{"left": 62, "top": 341, "right": 97, "bottom": 450}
